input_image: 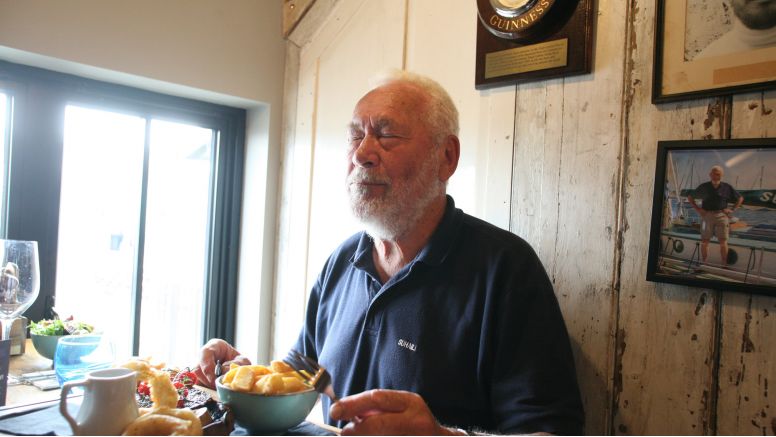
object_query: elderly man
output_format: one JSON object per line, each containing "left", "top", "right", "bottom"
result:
{"left": 687, "top": 165, "right": 744, "bottom": 265}
{"left": 196, "top": 71, "right": 584, "bottom": 435}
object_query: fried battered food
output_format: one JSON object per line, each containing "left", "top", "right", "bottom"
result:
{"left": 122, "top": 407, "right": 202, "bottom": 436}
{"left": 254, "top": 373, "right": 284, "bottom": 394}
{"left": 122, "top": 359, "right": 179, "bottom": 409}
{"left": 269, "top": 360, "right": 294, "bottom": 373}
{"left": 221, "top": 360, "right": 311, "bottom": 395}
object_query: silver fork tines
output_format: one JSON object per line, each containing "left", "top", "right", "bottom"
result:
{"left": 284, "top": 350, "right": 338, "bottom": 402}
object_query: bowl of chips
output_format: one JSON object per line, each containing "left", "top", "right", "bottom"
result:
{"left": 215, "top": 361, "right": 319, "bottom": 433}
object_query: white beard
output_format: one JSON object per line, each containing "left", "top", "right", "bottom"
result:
{"left": 347, "top": 152, "right": 444, "bottom": 240}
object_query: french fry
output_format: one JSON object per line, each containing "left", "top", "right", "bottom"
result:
{"left": 270, "top": 360, "right": 294, "bottom": 373}
{"left": 282, "top": 377, "right": 308, "bottom": 393}
{"left": 222, "top": 368, "right": 238, "bottom": 384}
{"left": 231, "top": 366, "right": 255, "bottom": 392}
{"left": 254, "top": 373, "right": 284, "bottom": 395}
{"left": 224, "top": 361, "right": 312, "bottom": 395}
{"left": 247, "top": 365, "right": 272, "bottom": 376}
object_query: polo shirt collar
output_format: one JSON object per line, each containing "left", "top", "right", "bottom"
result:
{"left": 350, "top": 195, "right": 463, "bottom": 271}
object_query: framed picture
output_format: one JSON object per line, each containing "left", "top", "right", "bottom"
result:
{"left": 646, "top": 138, "right": 776, "bottom": 296}
{"left": 652, "top": 0, "right": 776, "bottom": 103}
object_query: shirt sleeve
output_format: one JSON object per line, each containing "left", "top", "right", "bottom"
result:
{"left": 489, "top": 249, "right": 585, "bottom": 435}
{"left": 292, "top": 277, "right": 323, "bottom": 361}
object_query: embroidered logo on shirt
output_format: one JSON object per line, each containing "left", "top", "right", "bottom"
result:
{"left": 397, "top": 338, "right": 417, "bottom": 352}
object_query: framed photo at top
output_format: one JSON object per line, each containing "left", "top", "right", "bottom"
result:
{"left": 652, "top": 0, "right": 776, "bottom": 103}
{"left": 646, "top": 138, "right": 776, "bottom": 297}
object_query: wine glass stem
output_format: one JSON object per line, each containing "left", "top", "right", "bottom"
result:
{"left": 1, "top": 320, "right": 12, "bottom": 341}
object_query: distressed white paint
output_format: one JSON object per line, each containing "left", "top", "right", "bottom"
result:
{"left": 717, "top": 91, "right": 776, "bottom": 436}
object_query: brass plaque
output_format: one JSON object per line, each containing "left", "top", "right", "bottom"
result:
{"left": 475, "top": 0, "right": 594, "bottom": 89}
{"left": 484, "top": 38, "right": 568, "bottom": 79}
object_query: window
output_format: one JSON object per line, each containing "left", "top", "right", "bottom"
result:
{"left": 0, "top": 61, "right": 244, "bottom": 364}
{"left": 56, "top": 106, "right": 145, "bottom": 361}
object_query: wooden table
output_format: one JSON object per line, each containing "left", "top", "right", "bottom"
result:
{"left": 5, "top": 339, "right": 59, "bottom": 407}
{"left": 0, "top": 342, "right": 340, "bottom": 434}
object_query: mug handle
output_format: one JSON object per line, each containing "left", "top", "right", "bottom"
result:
{"left": 60, "top": 379, "right": 88, "bottom": 434}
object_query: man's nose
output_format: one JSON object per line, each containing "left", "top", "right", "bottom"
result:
{"left": 352, "top": 135, "right": 380, "bottom": 168}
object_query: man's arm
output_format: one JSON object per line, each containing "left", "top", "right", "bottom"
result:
{"left": 330, "top": 390, "right": 555, "bottom": 435}
{"left": 687, "top": 194, "right": 703, "bottom": 214}
{"left": 329, "top": 389, "right": 466, "bottom": 435}
{"left": 734, "top": 194, "right": 743, "bottom": 210}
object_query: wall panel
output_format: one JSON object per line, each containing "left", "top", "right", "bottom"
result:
{"left": 273, "top": 45, "right": 319, "bottom": 356}
{"left": 509, "top": 1, "right": 627, "bottom": 432}
{"left": 717, "top": 91, "right": 776, "bottom": 435}
{"left": 617, "top": 0, "right": 725, "bottom": 433}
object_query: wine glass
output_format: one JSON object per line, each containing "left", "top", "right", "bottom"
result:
{"left": 0, "top": 239, "right": 40, "bottom": 340}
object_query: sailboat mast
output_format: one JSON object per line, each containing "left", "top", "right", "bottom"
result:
{"left": 751, "top": 165, "right": 764, "bottom": 189}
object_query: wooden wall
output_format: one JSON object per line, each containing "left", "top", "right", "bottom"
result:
{"left": 276, "top": 0, "right": 776, "bottom": 434}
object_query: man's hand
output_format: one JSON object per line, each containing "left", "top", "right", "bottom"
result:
{"left": 193, "top": 338, "right": 251, "bottom": 388}
{"left": 329, "top": 389, "right": 466, "bottom": 435}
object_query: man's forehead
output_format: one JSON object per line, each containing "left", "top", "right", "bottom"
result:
{"left": 356, "top": 83, "right": 427, "bottom": 111}
{"left": 348, "top": 115, "right": 398, "bottom": 130}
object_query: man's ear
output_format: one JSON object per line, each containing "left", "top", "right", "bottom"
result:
{"left": 438, "top": 134, "right": 460, "bottom": 182}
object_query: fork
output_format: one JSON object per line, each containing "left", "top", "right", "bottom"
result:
{"left": 284, "top": 350, "right": 338, "bottom": 402}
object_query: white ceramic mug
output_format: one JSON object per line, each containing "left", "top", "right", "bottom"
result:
{"left": 59, "top": 367, "right": 139, "bottom": 436}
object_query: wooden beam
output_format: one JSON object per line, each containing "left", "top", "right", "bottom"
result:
{"left": 282, "top": 0, "right": 316, "bottom": 38}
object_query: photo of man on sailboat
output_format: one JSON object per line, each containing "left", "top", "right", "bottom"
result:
{"left": 647, "top": 139, "right": 776, "bottom": 296}
{"left": 686, "top": 165, "right": 744, "bottom": 265}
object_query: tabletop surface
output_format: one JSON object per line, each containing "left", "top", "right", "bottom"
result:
{"left": 5, "top": 339, "right": 58, "bottom": 408}
{"left": 0, "top": 339, "right": 340, "bottom": 435}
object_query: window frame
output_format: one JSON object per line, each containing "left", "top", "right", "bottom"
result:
{"left": 0, "top": 91, "right": 12, "bottom": 232}
{"left": 0, "top": 60, "right": 244, "bottom": 347}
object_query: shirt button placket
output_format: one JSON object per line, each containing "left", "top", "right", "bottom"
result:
{"left": 364, "top": 277, "right": 383, "bottom": 334}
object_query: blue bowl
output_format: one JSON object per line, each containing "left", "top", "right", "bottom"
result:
{"left": 216, "top": 375, "right": 319, "bottom": 433}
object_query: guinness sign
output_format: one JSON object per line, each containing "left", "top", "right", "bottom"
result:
{"left": 475, "top": 0, "right": 595, "bottom": 89}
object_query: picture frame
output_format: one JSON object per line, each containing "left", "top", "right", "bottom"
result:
{"left": 646, "top": 138, "right": 776, "bottom": 296}
{"left": 652, "top": 0, "right": 776, "bottom": 103}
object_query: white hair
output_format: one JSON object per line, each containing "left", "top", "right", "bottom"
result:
{"left": 367, "top": 69, "right": 459, "bottom": 146}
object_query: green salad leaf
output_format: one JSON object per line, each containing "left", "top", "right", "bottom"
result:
{"left": 28, "top": 317, "right": 94, "bottom": 336}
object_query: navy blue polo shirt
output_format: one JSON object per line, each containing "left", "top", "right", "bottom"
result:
{"left": 294, "top": 196, "right": 584, "bottom": 435}
{"left": 692, "top": 181, "right": 741, "bottom": 211}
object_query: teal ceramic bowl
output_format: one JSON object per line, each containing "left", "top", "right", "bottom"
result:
{"left": 216, "top": 375, "right": 319, "bottom": 433}
{"left": 30, "top": 334, "right": 64, "bottom": 360}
